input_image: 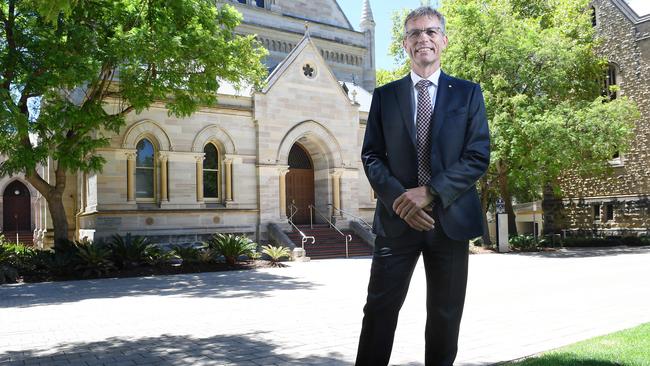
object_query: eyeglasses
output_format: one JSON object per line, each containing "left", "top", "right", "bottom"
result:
{"left": 405, "top": 27, "right": 444, "bottom": 40}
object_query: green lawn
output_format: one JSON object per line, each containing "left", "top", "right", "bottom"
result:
{"left": 502, "top": 322, "right": 650, "bottom": 366}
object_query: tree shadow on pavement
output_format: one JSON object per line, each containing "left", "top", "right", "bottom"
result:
{"left": 508, "top": 246, "right": 650, "bottom": 259}
{"left": 0, "top": 270, "right": 318, "bottom": 308}
{"left": 0, "top": 333, "right": 349, "bottom": 365}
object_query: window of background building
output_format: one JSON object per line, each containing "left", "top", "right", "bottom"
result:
{"left": 605, "top": 204, "right": 614, "bottom": 221}
{"left": 593, "top": 203, "right": 601, "bottom": 221}
{"left": 591, "top": 6, "right": 597, "bottom": 27}
{"left": 256, "top": 0, "right": 264, "bottom": 7}
{"left": 602, "top": 63, "right": 618, "bottom": 100}
{"left": 203, "top": 143, "right": 220, "bottom": 199}
{"left": 136, "top": 139, "right": 155, "bottom": 199}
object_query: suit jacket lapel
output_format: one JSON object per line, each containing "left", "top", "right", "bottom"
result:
{"left": 395, "top": 75, "right": 417, "bottom": 147}
{"left": 431, "top": 71, "right": 450, "bottom": 143}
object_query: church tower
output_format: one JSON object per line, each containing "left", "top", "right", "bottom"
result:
{"left": 360, "top": 0, "right": 376, "bottom": 91}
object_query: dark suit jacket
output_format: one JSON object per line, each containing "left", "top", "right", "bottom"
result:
{"left": 361, "top": 72, "right": 490, "bottom": 241}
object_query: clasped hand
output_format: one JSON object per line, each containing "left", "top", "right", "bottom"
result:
{"left": 392, "top": 186, "right": 435, "bottom": 231}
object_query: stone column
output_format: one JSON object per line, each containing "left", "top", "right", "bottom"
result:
{"left": 159, "top": 153, "right": 169, "bottom": 202}
{"left": 331, "top": 170, "right": 343, "bottom": 216}
{"left": 195, "top": 155, "right": 204, "bottom": 202}
{"left": 80, "top": 172, "right": 87, "bottom": 213}
{"left": 224, "top": 158, "right": 233, "bottom": 202}
{"left": 278, "top": 167, "right": 290, "bottom": 218}
{"left": 126, "top": 152, "right": 136, "bottom": 202}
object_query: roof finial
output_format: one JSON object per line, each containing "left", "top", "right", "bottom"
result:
{"left": 360, "top": 0, "right": 375, "bottom": 29}
{"left": 304, "top": 21, "right": 310, "bottom": 37}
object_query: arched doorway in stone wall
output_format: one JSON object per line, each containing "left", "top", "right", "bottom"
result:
{"left": 2, "top": 180, "right": 31, "bottom": 232}
{"left": 286, "top": 143, "right": 314, "bottom": 224}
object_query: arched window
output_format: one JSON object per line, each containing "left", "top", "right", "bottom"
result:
{"left": 203, "top": 143, "right": 220, "bottom": 199}
{"left": 136, "top": 139, "right": 155, "bottom": 199}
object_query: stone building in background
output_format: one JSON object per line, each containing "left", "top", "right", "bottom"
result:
{"left": 544, "top": 0, "right": 650, "bottom": 236}
{"left": 0, "top": 0, "right": 378, "bottom": 247}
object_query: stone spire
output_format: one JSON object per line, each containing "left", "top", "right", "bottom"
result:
{"left": 360, "top": 0, "right": 376, "bottom": 91}
{"left": 360, "top": 0, "right": 375, "bottom": 30}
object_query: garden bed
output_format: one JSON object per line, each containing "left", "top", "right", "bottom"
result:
{"left": 15, "top": 260, "right": 278, "bottom": 284}
{"left": 1, "top": 233, "right": 291, "bottom": 285}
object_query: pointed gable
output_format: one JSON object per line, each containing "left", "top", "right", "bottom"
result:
{"left": 278, "top": 0, "right": 352, "bottom": 30}
{"left": 261, "top": 32, "right": 352, "bottom": 106}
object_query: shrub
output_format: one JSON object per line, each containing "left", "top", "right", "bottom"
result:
{"left": 142, "top": 245, "right": 176, "bottom": 266}
{"left": 261, "top": 245, "right": 291, "bottom": 267}
{"left": 197, "top": 248, "right": 217, "bottom": 263}
{"left": 562, "top": 236, "right": 622, "bottom": 247}
{"left": 170, "top": 244, "right": 203, "bottom": 265}
{"left": 508, "top": 234, "right": 538, "bottom": 250}
{"left": 48, "top": 239, "right": 81, "bottom": 277}
{"left": 74, "top": 240, "right": 116, "bottom": 278}
{"left": 109, "top": 234, "right": 152, "bottom": 269}
{"left": 207, "top": 234, "right": 257, "bottom": 265}
{"left": 0, "top": 239, "right": 38, "bottom": 282}
{"left": 620, "top": 236, "right": 650, "bottom": 247}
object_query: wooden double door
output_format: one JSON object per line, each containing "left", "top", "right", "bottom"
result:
{"left": 286, "top": 144, "right": 314, "bottom": 225}
{"left": 3, "top": 181, "right": 31, "bottom": 232}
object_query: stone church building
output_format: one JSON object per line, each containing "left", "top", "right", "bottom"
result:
{"left": 540, "top": 0, "right": 650, "bottom": 236}
{"left": 0, "top": 0, "right": 379, "bottom": 247}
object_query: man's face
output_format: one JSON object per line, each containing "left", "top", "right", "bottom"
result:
{"left": 402, "top": 15, "right": 448, "bottom": 72}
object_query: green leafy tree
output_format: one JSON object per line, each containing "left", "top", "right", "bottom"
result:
{"left": 377, "top": 0, "right": 638, "bottom": 241}
{"left": 0, "top": 0, "right": 267, "bottom": 244}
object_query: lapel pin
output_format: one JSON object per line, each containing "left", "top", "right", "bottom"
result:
{"left": 448, "top": 85, "right": 452, "bottom": 88}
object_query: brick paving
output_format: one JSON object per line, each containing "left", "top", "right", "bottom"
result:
{"left": 1, "top": 246, "right": 649, "bottom": 365}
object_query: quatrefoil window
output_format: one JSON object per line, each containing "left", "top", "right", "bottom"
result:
{"left": 302, "top": 63, "right": 316, "bottom": 79}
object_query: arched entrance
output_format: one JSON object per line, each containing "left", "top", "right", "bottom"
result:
{"left": 3, "top": 181, "right": 31, "bottom": 232}
{"left": 286, "top": 143, "right": 314, "bottom": 224}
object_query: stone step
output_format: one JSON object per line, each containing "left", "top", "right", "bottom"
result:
{"left": 285, "top": 226, "right": 372, "bottom": 259}
{"left": 1, "top": 231, "right": 34, "bottom": 245}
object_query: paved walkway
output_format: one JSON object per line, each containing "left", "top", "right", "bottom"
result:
{"left": 1, "top": 246, "right": 649, "bottom": 366}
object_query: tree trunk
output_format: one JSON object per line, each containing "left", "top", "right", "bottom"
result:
{"left": 24, "top": 164, "right": 70, "bottom": 245}
{"left": 479, "top": 176, "right": 492, "bottom": 246}
{"left": 542, "top": 182, "right": 564, "bottom": 235}
{"left": 46, "top": 192, "right": 69, "bottom": 246}
{"left": 496, "top": 161, "right": 518, "bottom": 235}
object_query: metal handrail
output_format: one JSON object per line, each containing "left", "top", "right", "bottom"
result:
{"left": 287, "top": 203, "right": 315, "bottom": 249}
{"left": 328, "top": 204, "right": 372, "bottom": 230}
{"left": 309, "top": 204, "right": 352, "bottom": 258}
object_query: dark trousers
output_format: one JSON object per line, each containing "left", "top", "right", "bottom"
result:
{"left": 355, "top": 225, "right": 469, "bottom": 366}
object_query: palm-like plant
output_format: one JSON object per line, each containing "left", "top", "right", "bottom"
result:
{"left": 207, "top": 234, "right": 257, "bottom": 265}
{"left": 261, "top": 245, "right": 291, "bottom": 267}
{"left": 171, "top": 244, "right": 201, "bottom": 265}
{"left": 74, "top": 242, "right": 116, "bottom": 278}
{"left": 109, "top": 234, "right": 152, "bottom": 269}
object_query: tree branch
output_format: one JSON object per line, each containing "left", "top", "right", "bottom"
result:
{"left": 117, "top": 105, "right": 135, "bottom": 117}
{"left": 85, "top": 63, "right": 112, "bottom": 103}
{"left": 1, "top": 0, "right": 17, "bottom": 90}
{"left": 24, "top": 167, "right": 55, "bottom": 197}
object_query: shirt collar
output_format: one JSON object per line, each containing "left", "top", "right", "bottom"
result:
{"left": 410, "top": 68, "right": 441, "bottom": 88}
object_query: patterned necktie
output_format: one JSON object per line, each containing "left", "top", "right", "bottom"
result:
{"left": 415, "top": 79, "right": 433, "bottom": 187}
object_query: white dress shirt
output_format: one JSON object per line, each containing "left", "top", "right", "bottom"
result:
{"left": 410, "top": 68, "right": 441, "bottom": 126}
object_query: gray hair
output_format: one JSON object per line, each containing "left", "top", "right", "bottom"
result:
{"left": 404, "top": 7, "right": 446, "bottom": 34}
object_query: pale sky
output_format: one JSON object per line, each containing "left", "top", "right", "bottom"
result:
{"left": 337, "top": 0, "right": 431, "bottom": 70}
{"left": 626, "top": 0, "right": 650, "bottom": 16}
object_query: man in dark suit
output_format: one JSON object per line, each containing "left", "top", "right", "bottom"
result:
{"left": 356, "top": 6, "right": 490, "bottom": 366}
